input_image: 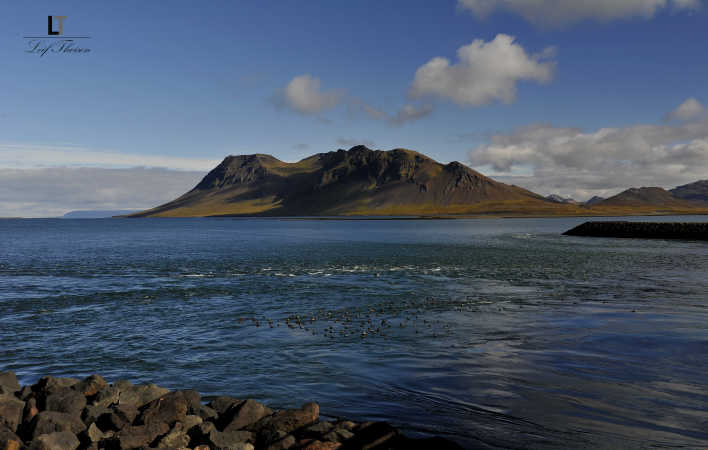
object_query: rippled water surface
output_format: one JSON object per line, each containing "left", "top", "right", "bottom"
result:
{"left": 2, "top": 217, "right": 708, "bottom": 449}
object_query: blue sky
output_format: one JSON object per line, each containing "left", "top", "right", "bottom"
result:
{"left": 1, "top": 0, "right": 707, "bottom": 216}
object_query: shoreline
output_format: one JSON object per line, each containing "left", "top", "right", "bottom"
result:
{"left": 0, "top": 372, "right": 463, "bottom": 450}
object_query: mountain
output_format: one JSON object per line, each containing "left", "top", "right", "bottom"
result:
{"left": 62, "top": 210, "right": 139, "bottom": 218}
{"left": 131, "top": 146, "right": 567, "bottom": 217}
{"left": 592, "top": 187, "right": 700, "bottom": 210}
{"left": 546, "top": 194, "right": 579, "bottom": 204}
{"left": 584, "top": 196, "right": 605, "bottom": 206}
{"left": 670, "top": 180, "right": 708, "bottom": 204}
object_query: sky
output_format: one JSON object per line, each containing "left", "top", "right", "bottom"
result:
{"left": 1, "top": 0, "right": 707, "bottom": 216}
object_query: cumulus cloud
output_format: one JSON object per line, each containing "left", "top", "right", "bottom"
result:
{"left": 389, "top": 104, "right": 434, "bottom": 125}
{"left": 410, "top": 34, "right": 555, "bottom": 106}
{"left": 458, "top": 0, "right": 701, "bottom": 27}
{"left": 666, "top": 97, "right": 705, "bottom": 122}
{"left": 0, "top": 167, "right": 205, "bottom": 218}
{"left": 280, "top": 75, "right": 343, "bottom": 114}
{"left": 469, "top": 119, "right": 708, "bottom": 200}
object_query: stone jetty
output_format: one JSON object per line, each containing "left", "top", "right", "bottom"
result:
{"left": 0, "top": 372, "right": 462, "bottom": 450}
{"left": 563, "top": 221, "right": 708, "bottom": 240}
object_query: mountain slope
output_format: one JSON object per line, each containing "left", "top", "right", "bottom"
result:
{"left": 131, "top": 146, "right": 564, "bottom": 217}
{"left": 670, "top": 180, "right": 708, "bottom": 204}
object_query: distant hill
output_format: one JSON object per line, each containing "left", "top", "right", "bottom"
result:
{"left": 670, "top": 180, "right": 708, "bottom": 204}
{"left": 130, "top": 146, "right": 571, "bottom": 217}
{"left": 63, "top": 210, "right": 139, "bottom": 218}
{"left": 596, "top": 187, "right": 694, "bottom": 207}
{"left": 546, "top": 194, "right": 579, "bottom": 204}
{"left": 584, "top": 196, "right": 605, "bottom": 206}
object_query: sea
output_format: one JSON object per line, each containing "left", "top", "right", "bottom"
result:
{"left": 1, "top": 217, "right": 707, "bottom": 449}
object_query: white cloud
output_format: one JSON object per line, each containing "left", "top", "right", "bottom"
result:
{"left": 0, "top": 167, "right": 205, "bottom": 218}
{"left": 458, "top": 0, "right": 701, "bottom": 27}
{"left": 282, "top": 75, "right": 343, "bottom": 114}
{"left": 666, "top": 98, "right": 705, "bottom": 122}
{"left": 410, "top": 34, "right": 555, "bottom": 106}
{"left": 0, "top": 143, "right": 220, "bottom": 171}
{"left": 469, "top": 119, "right": 708, "bottom": 200}
{"left": 389, "top": 104, "right": 434, "bottom": 125}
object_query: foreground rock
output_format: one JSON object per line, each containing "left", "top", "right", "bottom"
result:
{"left": 0, "top": 371, "right": 463, "bottom": 449}
{"left": 563, "top": 221, "right": 708, "bottom": 240}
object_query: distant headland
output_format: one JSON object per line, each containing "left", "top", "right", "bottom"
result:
{"left": 126, "top": 146, "right": 708, "bottom": 218}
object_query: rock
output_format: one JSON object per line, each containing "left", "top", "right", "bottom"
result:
{"left": 82, "top": 405, "right": 111, "bottom": 426}
{"left": 91, "top": 386, "right": 120, "bottom": 408}
{"left": 117, "top": 384, "right": 169, "bottom": 408}
{"left": 28, "top": 431, "right": 80, "bottom": 450}
{"left": 32, "top": 377, "right": 80, "bottom": 397}
{"left": 344, "top": 422, "right": 399, "bottom": 449}
{"left": 302, "top": 421, "right": 334, "bottom": 438}
{"left": 181, "top": 414, "right": 203, "bottom": 431}
{"left": 72, "top": 375, "right": 107, "bottom": 398}
{"left": 178, "top": 390, "right": 201, "bottom": 415}
{"left": 205, "top": 429, "right": 254, "bottom": 450}
{"left": 0, "top": 373, "right": 20, "bottom": 397}
{"left": 29, "top": 411, "right": 85, "bottom": 440}
{"left": 107, "top": 421, "right": 169, "bottom": 449}
{"left": 0, "top": 430, "right": 22, "bottom": 450}
{"left": 97, "top": 404, "right": 138, "bottom": 432}
{"left": 222, "top": 399, "right": 272, "bottom": 432}
{"left": 250, "top": 403, "right": 318, "bottom": 447}
{"left": 322, "top": 428, "right": 354, "bottom": 443}
{"left": 298, "top": 441, "right": 341, "bottom": 450}
{"left": 135, "top": 391, "right": 187, "bottom": 426}
{"left": 18, "top": 386, "right": 33, "bottom": 402}
{"left": 45, "top": 388, "right": 86, "bottom": 416}
{"left": 335, "top": 421, "right": 356, "bottom": 431}
{"left": 265, "top": 432, "right": 296, "bottom": 450}
{"left": 0, "top": 398, "right": 24, "bottom": 433}
{"left": 83, "top": 422, "right": 112, "bottom": 442}
{"left": 195, "top": 404, "right": 218, "bottom": 422}
{"left": 155, "top": 423, "right": 190, "bottom": 448}
{"left": 207, "top": 396, "right": 242, "bottom": 417}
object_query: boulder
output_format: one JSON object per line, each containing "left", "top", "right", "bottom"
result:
{"left": 97, "top": 404, "right": 138, "bottom": 432}
{"left": 250, "top": 403, "right": 318, "bottom": 447}
{"left": 298, "top": 441, "right": 340, "bottom": 450}
{"left": 106, "top": 422, "right": 169, "bottom": 449}
{"left": 72, "top": 375, "right": 107, "bottom": 398}
{"left": 195, "top": 404, "right": 218, "bottom": 422}
{"left": 179, "top": 390, "right": 201, "bottom": 415}
{"left": 91, "top": 386, "right": 120, "bottom": 408}
{"left": 45, "top": 388, "right": 86, "bottom": 416}
{"left": 335, "top": 421, "right": 356, "bottom": 431}
{"left": 0, "top": 373, "right": 20, "bottom": 398}
{"left": 181, "top": 414, "right": 203, "bottom": 431}
{"left": 0, "top": 398, "right": 24, "bottom": 433}
{"left": 117, "top": 384, "right": 169, "bottom": 408}
{"left": 28, "top": 411, "right": 85, "bottom": 440}
{"left": 83, "top": 422, "right": 113, "bottom": 443}
{"left": 222, "top": 399, "right": 272, "bottom": 432}
{"left": 204, "top": 428, "right": 254, "bottom": 450}
{"left": 321, "top": 428, "right": 354, "bottom": 443}
{"left": 301, "top": 421, "right": 334, "bottom": 438}
{"left": 82, "top": 405, "right": 111, "bottom": 426}
{"left": 32, "top": 377, "right": 79, "bottom": 397}
{"left": 0, "top": 430, "right": 22, "bottom": 450}
{"left": 155, "top": 423, "right": 190, "bottom": 449}
{"left": 207, "top": 396, "right": 242, "bottom": 416}
{"left": 28, "top": 431, "right": 80, "bottom": 450}
{"left": 264, "top": 432, "right": 296, "bottom": 450}
{"left": 18, "top": 386, "right": 33, "bottom": 402}
{"left": 135, "top": 391, "right": 187, "bottom": 426}
{"left": 342, "top": 422, "right": 398, "bottom": 449}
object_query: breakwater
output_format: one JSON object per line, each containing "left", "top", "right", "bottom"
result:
{"left": 0, "top": 372, "right": 462, "bottom": 450}
{"left": 563, "top": 221, "right": 708, "bottom": 240}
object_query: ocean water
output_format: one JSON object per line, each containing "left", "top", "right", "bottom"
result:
{"left": 1, "top": 217, "right": 708, "bottom": 449}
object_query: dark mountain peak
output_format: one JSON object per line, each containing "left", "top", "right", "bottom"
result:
{"left": 596, "top": 186, "right": 687, "bottom": 207}
{"left": 671, "top": 179, "right": 708, "bottom": 204}
{"left": 195, "top": 154, "right": 282, "bottom": 190}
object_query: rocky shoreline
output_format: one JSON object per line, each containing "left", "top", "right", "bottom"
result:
{"left": 563, "top": 221, "right": 708, "bottom": 240}
{"left": 0, "top": 372, "right": 463, "bottom": 450}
